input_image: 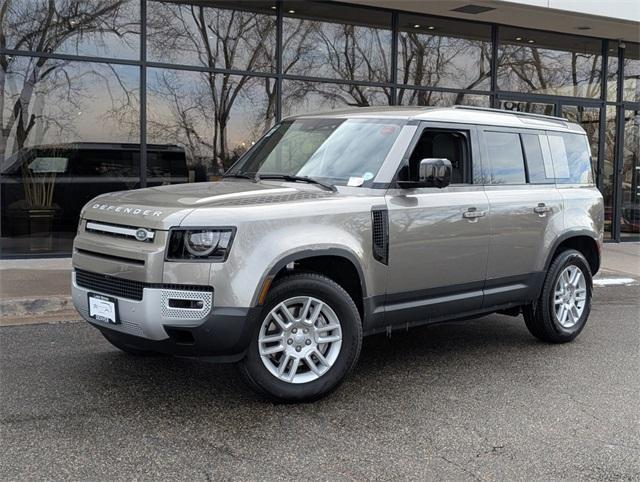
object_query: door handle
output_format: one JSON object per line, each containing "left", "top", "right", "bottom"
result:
{"left": 533, "top": 203, "right": 552, "bottom": 216}
{"left": 463, "top": 207, "right": 486, "bottom": 221}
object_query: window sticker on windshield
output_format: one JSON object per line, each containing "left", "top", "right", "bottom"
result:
{"left": 347, "top": 176, "right": 365, "bottom": 187}
{"left": 363, "top": 172, "right": 374, "bottom": 181}
{"left": 380, "top": 126, "right": 397, "bottom": 135}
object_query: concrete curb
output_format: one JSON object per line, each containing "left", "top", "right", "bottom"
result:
{"left": 0, "top": 295, "right": 72, "bottom": 317}
{"left": 0, "top": 296, "right": 81, "bottom": 326}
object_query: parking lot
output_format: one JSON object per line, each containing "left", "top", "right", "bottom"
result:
{"left": 1, "top": 280, "right": 638, "bottom": 480}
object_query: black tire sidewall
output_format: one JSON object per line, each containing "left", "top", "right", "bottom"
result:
{"left": 541, "top": 250, "right": 593, "bottom": 341}
{"left": 242, "top": 273, "right": 362, "bottom": 402}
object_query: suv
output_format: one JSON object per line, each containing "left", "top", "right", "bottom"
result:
{"left": 71, "top": 106, "right": 603, "bottom": 402}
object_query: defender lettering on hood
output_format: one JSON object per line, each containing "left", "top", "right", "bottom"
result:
{"left": 91, "top": 204, "right": 163, "bottom": 217}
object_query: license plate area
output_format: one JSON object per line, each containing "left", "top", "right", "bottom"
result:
{"left": 88, "top": 293, "right": 119, "bottom": 325}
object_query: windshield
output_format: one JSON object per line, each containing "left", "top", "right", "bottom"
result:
{"left": 228, "top": 117, "right": 405, "bottom": 186}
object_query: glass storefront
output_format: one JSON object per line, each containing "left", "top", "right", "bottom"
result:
{"left": 620, "top": 109, "right": 640, "bottom": 239}
{"left": 0, "top": 0, "right": 638, "bottom": 256}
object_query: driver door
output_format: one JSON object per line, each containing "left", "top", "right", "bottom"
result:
{"left": 382, "top": 122, "right": 490, "bottom": 326}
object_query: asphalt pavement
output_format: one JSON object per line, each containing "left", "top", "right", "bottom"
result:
{"left": 1, "top": 282, "right": 639, "bottom": 480}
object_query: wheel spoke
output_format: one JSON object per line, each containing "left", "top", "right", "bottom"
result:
{"left": 308, "top": 301, "right": 324, "bottom": 325}
{"left": 313, "top": 349, "right": 329, "bottom": 367}
{"left": 300, "top": 297, "right": 313, "bottom": 322}
{"left": 304, "top": 355, "right": 323, "bottom": 376}
{"left": 570, "top": 304, "right": 580, "bottom": 321}
{"left": 287, "top": 358, "right": 300, "bottom": 382}
{"left": 259, "top": 333, "right": 283, "bottom": 344}
{"left": 317, "top": 334, "right": 342, "bottom": 344}
{"left": 271, "top": 311, "right": 289, "bottom": 331}
{"left": 260, "top": 343, "right": 284, "bottom": 356}
{"left": 281, "top": 304, "right": 296, "bottom": 324}
{"left": 570, "top": 269, "right": 582, "bottom": 287}
{"left": 278, "top": 354, "right": 291, "bottom": 376}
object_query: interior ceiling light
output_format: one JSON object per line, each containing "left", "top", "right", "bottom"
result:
{"left": 515, "top": 37, "right": 523, "bottom": 41}
{"left": 427, "top": 26, "right": 436, "bottom": 30}
{"left": 413, "top": 24, "right": 421, "bottom": 28}
{"left": 270, "top": 5, "right": 276, "bottom": 10}
{"left": 450, "top": 4, "right": 496, "bottom": 14}
{"left": 288, "top": 9, "right": 296, "bottom": 14}
{"left": 528, "top": 39, "right": 535, "bottom": 43}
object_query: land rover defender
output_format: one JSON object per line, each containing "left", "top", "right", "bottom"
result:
{"left": 71, "top": 107, "right": 603, "bottom": 401}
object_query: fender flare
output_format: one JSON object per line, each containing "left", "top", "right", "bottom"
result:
{"left": 543, "top": 229, "right": 600, "bottom": 274}
{"left": 250, "top": 247, "right": 368, "bottom": 307}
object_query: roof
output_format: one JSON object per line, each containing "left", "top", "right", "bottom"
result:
{"left": 287, "top": 106, "right": 585, "bottom": 133}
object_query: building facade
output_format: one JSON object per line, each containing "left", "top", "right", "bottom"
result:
{"left": 0, "top": 0, "right": 638, "bottom": 258}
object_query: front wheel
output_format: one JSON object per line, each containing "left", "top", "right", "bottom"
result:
{"left": 523, "top": 249, "right": 593, "bottom": 343}
{"left": 240, "top": 273, "right": 362, "bottom": 402}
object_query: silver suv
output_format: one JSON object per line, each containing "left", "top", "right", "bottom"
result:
{"left": 71, "top": 106, "right": 603, "bottom": 401}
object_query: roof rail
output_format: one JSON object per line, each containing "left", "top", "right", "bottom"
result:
{"left": 451, "top": 105, "right": 568, "bottom": 123}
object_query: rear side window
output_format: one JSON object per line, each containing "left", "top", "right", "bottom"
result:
{"left": 547, "top": 133, "right": 594, "bottom": 184}
{"left": 522, "top": 134, "right": 554, "bottom": 184}
{"left": 484, "top": 131, "right": 526, "bottom": 184}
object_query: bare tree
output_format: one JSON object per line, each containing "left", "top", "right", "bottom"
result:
{"left": 146, "top": 3, "right": 276, "bottom": 174}
{"left": 0, "top": 0, "right": 138, "bottom": 162}
{"left": 397, "top": 31, "right": 492, "bottom": 106}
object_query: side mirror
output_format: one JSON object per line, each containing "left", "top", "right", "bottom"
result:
{"left": 418, "top": 158, "right": 452, "bottom": 188}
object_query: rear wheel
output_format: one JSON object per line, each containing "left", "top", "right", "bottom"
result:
{"left": 523, "top": 249, "right": 592, "bottom": 343}
{"left": 240, "top": 273, "right": 362, "bottom": 402}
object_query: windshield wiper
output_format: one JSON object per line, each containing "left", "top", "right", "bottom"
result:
{"left": 222, "top": 172, "right": 258, "bottom": 182}
{"left": 254, "top": 174, "right": 337, "bottom": 192}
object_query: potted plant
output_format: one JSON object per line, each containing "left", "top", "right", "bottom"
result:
{"left": 5, "top": 146, "right": 67, "bottom": 251}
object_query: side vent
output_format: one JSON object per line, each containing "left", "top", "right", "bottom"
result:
{"left": 371, "top": 208, "right": 389, "bottom": 265}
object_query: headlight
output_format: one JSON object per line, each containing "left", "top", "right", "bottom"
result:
{"left": 167, "top": 228, "right": 235, "bottom": 261}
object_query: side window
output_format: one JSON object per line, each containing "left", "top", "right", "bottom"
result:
{"left": 548, "top": 133, "right": 594, "bottom": 184}
{"left": 484, "top": 131, "right": 526, "bottom": 184}
{"left": 522, "top": 133, "right": 555, "bottom": 184}
{"left": 406, "top": 128, "right": 470, "bottom": 184}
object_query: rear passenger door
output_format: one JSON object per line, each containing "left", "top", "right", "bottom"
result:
{"left": 480, "top": 128, "right": 562, "bottom": 308}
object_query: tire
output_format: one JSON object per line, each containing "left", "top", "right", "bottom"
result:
{"left": 240, "top": 272, "right": 362, "bottom": 403}
{"left": 101, "top": 331, "right": 160, "bottom": 356}
{"left": 523, "top": 249, "right": 593, "bottom": 343}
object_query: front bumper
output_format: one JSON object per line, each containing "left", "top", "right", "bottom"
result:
{"left": 72, "top": 271, "right": 258, "bottom": 358}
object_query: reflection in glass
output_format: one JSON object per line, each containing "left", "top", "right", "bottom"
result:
{"left": 398, "top": 90, "right": 489, "bottom": 107}
{"left": 497, "top": 27, "right": 602, "bottom": 98}
{"left": 602, "top": 106, "right": 617, "bottom": 238}
{"left": 622, "top": 43, "right": 640, "bottom": 103}
{"left": 282, "top": 80, "right": 391, "bottom": 117}
{"left": 147, "top": 1, "right": 276, "bottom": 72}
{"left": 1, "top": 0, "right": 140, "bottom": 59}
{"left": 499, "top": 100, "right": 555, "bottom": 116}
{"left": 620, "top": 109, "right": 639, "bottom": 238}
{"left": 607, "top": 41, "right": 619, "bottom": 101}
{"left": 146, "top": 68, "right": 275, "bottom": 181}
{"left": 398, "top": 15, "right": 491, "bottom": 90}
{"left": 0, "top": 57, "right": 139, "bottom": 255}
{"left": 561, "top": 105, "right": 600, "bottom": 179}
{"left": 282, "top": 2, "right": 392, "bottom": 82}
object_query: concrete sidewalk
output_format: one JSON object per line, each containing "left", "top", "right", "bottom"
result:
{"left": 1, "top": 243, "right": 638, "bottom": 327}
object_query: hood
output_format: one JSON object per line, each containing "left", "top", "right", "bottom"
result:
{"left": 80, "top": 180, "right": 335, "bottom": 229}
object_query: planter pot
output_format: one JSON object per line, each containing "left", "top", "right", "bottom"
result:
{"left": 6, "top": 204, "right": 60, "bottom": 251}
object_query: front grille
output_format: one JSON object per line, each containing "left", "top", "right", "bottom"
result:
{"left": 76, "top": 269, "right": 145, "bottom": 300}
{"left": 85, "top": 220, "right": 154, "bottom": 242}
{"left": 75, "top": 269, "right": 213, "bottom": 301}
